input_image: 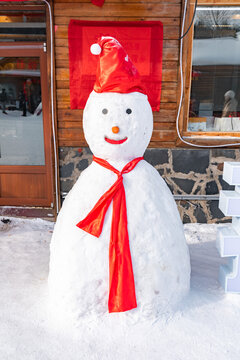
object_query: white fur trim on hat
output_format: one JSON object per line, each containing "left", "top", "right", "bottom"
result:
{"left": 90, "top": 43, "right": 102, "bottom": 55}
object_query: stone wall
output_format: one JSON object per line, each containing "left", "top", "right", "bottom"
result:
{"left": 59, "top": 147, "right": 240, "bottom": 223}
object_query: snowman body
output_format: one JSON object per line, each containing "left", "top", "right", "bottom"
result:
{"left": 48, "top": 91, "right": 190, "bottom": 321}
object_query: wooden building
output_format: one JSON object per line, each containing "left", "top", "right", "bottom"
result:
{"left": 0, "top": 0, "right": 240, "bottom": 222}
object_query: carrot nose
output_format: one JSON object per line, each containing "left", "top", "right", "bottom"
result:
{"left": 112, "top": 126, "right": 119, "bottom": 134}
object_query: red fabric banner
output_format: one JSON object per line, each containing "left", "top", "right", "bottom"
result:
{"left": 68, "top": 20, "right": 163, "bottom": 111}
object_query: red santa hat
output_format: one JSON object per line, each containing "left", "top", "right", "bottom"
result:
{"left": 90, "top": 36, "right": 146, "bottom": 95}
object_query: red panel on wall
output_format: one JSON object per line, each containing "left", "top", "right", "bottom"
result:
{"left": 68, "top": 20, "right": 163, "bottom": 111}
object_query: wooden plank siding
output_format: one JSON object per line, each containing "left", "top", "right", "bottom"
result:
{"left": 53, "top": 0, "right": 181, "bottom": 148}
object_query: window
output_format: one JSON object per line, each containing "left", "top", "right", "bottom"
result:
{"left": 187, "top": 6, "right": 240, "bottom": 135}
{"left": 0, "top": 8, "right": 46, "bottom": 42}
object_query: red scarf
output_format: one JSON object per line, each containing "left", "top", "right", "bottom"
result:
{"left": 76, "top": 156, "right": 143, "bottom": 312}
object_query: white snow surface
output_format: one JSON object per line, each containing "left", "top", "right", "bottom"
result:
{"left": 1, "top": 217, "right": 240, "bottom": 359}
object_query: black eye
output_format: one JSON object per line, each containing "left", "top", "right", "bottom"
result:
{"left": 102, "top": 108, "right": 108, "bottom": 115}
{"left": 126, "top": 108, "right": 132, "bottom": 114}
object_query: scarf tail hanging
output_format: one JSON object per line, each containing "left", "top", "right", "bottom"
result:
{"left": 77, "top": 156, "right": 143, "bottom": 313}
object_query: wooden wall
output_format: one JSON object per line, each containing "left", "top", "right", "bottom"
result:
{"left": 53, "top": 0, "right": 181, "bottom": 148}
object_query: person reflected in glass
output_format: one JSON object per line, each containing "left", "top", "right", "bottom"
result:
{"left": 189, "top": 98, "right": 198, "bottom": 117}
{"left": 24, "top": 78, "right": 36, "bottom": 114}
{"left": 222, "top": 90, "right": 238, "bottom": 118}
{"left": 19, "top": 90, "right": 27, "bottom": 117}
{"left": 8, "top": 87, "right": 14, "bottom": 106}
{"left": 0, "top": 88, "right": 8, "bottom": 115}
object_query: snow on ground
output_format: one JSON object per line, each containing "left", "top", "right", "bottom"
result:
{"left": 0, "top": 217, "right": 240, "bottom": 360}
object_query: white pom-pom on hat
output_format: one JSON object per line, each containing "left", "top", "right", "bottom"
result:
{"left": 90, "top": 43, "right": 102, "bottom": 55}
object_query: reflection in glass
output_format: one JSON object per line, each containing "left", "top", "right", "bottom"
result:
{"left": 0, "top": 9, "right": 46, "bottom": 42}
{"left": 188, "top": 7, "right": 240, "bottom": 132}
{"left": 0, "top": 57, "right": 45, "bottom": 165}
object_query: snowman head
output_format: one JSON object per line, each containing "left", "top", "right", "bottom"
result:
{"left": 83, "top": 36, "right": 153, "bottom": 161}
{"left": 83, "top": 91, "right": 153, "bottom": 161}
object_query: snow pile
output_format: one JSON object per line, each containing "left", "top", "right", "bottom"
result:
{"left": 0, "top": 217, "right": 240, "bottom": 359}
{"left": 49, "top": 90, "right": 190, "bottom": 320}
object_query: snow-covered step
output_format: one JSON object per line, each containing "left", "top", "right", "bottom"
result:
{"left": 219, "top": 190, "right": 240, "bottom": 216}
{"left": 216, "top": 226, "right": 240, "bottom": 293}
{"left": 223, "top": 162, "right": 240, "bottom": 185}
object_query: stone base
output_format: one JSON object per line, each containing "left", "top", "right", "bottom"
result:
{"left": 59, "top": 147, "right": 240, "bottom": 223}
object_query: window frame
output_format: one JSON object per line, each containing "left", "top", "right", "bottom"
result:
{"left": 179, "top": 0, "right": 240, "bottom": 146}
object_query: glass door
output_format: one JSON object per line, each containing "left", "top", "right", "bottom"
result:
{"left": 0, "top": 56, "right": 45, "bottom": 165}
{"left": 0, "top": 45, "right": 53, "bottom": 207}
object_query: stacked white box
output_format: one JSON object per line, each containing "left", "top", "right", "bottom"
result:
{"left": 223, "top": 162, "right": 240, "bottom": 185}
{"left": 217, "top": 162, "right": 240, "bottom": 293}
{"left": 219, "top": 191, "right": 240, "bottom": 217}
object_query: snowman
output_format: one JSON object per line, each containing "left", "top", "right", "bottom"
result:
{"left": 48, "top": 37, "right": 190, "bottom": 321}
